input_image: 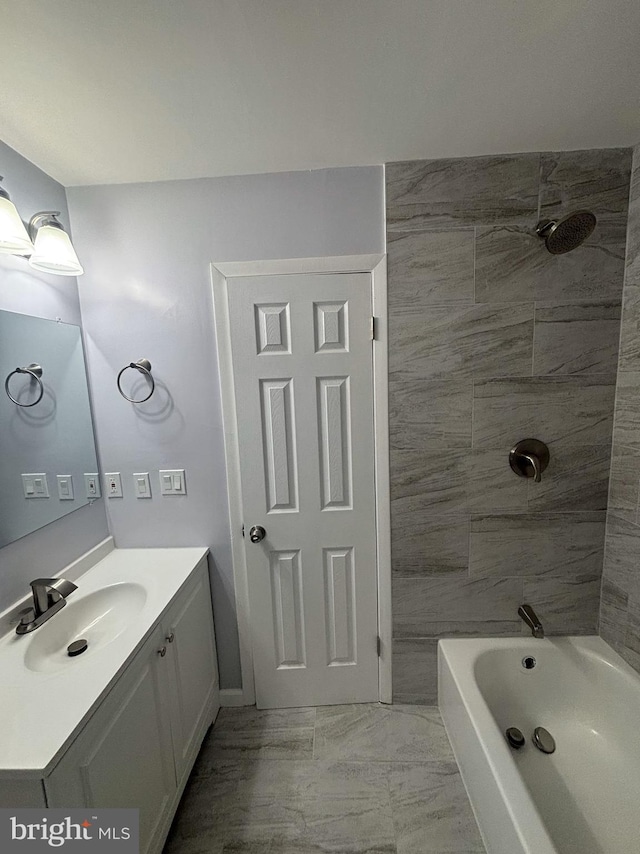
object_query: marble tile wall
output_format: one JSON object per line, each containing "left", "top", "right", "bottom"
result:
{"left": 387, "top": 148, "right": 632, "bottom": 703}
{"left": 601, "top": 143, "right": 640, "bottom": 674}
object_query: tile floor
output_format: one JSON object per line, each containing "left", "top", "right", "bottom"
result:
{"left": 163, "top": 703, "right": 485, "bottom": 854}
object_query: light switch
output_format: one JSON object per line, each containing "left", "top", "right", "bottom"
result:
{"left": 159, "top": 469, "right": 186, "bottom": 495}
{"left": 57, "top": 475, "right": 74, "bottom": 500}
{"left": 22, "top": 473, "right": 49, "bottom": 499}
{"left": 133, "top": 472, "right": 151, "bottom": 499}
{"left": 105, "top": 472, "right": 123, "bottom": 498}
{"left": 84, "top": 473, "right": 101, "bottom": 499}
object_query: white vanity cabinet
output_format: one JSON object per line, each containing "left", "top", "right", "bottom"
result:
{"left": 44, "top": 624, "right": 176, "bottom": 852}
{"left": 43, "top": 557, "right": 219, "bottom": 854}
{"left": 162, "top": 565, "right": 219, "bottom": 789}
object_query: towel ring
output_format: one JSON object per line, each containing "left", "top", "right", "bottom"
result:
{"left": 117, "top": 358, "right": 155, "bottom": 403}
{"left": 4, "top": 364, "right": 44, "bottom": 407}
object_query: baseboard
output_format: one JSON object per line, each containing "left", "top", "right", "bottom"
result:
{"left": 219, "top": 688, "right": 250, "bottom": 707}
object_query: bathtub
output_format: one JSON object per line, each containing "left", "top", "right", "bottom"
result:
{"left": 438, "top": 636, "right": 640, "bottom": 854}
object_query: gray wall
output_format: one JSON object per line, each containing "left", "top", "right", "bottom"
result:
{"left": 601, "top": 142, "right": 640, "bottom": 672}
{"left": 0, "top": 140, "right": 109, "bottom": 609}
{"left": 387, "top": 149, "right": 632, "bottom": 703}
{"left": 66, "top": 166, "right": 385, "bottom": 689}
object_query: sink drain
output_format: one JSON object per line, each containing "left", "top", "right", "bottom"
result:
{"left": 67, "top": 639, "right": 88, "bottom": 657}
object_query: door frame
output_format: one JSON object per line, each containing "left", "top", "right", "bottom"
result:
{"left": 210, "top": 254, "right": 391, "bottom": 706}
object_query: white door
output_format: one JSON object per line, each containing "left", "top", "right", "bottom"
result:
{"left": 228, "top": 273, "right": 379, "bottom": 708}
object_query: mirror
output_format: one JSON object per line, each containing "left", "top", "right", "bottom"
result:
{"left": 0, "top": 309, "right": 99, "bottom": 548}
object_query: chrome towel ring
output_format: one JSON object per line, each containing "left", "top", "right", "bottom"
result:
{"left": 117, "top": 358, "right": 155, "bottom": 403}
{"left": 4, "top": 364, "right": 44, "bottom": 407}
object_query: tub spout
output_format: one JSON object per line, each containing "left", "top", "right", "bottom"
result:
{"left": 518, "top": 604, "right": 544, "bottom": 639}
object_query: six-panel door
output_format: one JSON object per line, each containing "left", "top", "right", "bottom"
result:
{"left": 228, "top": 273, "right": 379, "bottom": 708}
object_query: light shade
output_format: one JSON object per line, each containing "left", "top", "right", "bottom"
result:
{"left": 0, "top": 194, "right": 34, "bottom": 255}
{"left": 28, "top": 215, "right": 84, "bottom": 277}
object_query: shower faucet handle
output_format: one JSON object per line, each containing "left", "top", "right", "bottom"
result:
{"left": 509, "top": 439, "right": 550, "bottom": 484}
{"left": 519, "top": 452, "right": 541, "bottom": 483}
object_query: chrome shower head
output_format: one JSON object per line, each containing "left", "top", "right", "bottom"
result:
{"left": 536, "top": 210, "right": 597, "bottom": 255}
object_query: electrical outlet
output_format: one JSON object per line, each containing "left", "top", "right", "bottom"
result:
{"left": 105, "top": 472, "right": 123, "bottom": 498}
{"left": 133, "top": 472, "right": 152, "bottom": 499}
{"left": 84, "top": 473, "right": 101, "bottom": 498}
{"left": 159, "top": 469, "right": 186, "bottom": 495}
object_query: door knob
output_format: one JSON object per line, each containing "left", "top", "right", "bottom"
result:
{"left": 509, "top": 439, "right": 550, "bottom": 483}
{"left": 249, "top": 525, "right": 266, "bottom": 543}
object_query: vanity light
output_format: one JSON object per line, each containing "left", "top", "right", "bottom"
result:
{"left": 28, "top": 212, "right": 84, "bottom": 277}
{"left": 0, "top": 177, "right": 34, "bottom": 255}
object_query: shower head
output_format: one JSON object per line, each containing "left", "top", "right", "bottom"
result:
{"left": 535, "top": 210, "right": 597, "bottom": 255}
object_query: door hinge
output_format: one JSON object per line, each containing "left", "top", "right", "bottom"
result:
{"left": 241, "top": 524, "right": 245, "bottom": 538}
{"left": 370, "top": 316, "right": 377, "bottom": 341}
{"left": 377, "top": 635, "right": 382, "bottom": 657}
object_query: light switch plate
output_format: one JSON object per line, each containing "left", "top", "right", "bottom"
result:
{"left": 105, "top": 472, "right": 123, "bottom": 498}
{"left": 22, "top": 473, "right": 49, "bottom": 499}
{"left": 57, "top": 474, "right": 74, "bottom": 500}
{"left": 133, "top": 472, "right": 152, "bottom": 499}
{"left": 84, "top": 473, "right": 101, "bottom": 499}
{"left": 159, "top": 469, "right": 186, "bottom": 495}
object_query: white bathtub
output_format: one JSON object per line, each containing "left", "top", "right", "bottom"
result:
{"left": 438, "top": 636, "right": 640, "bottom": 854}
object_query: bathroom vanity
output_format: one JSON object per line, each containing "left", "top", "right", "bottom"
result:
{"left": 0, "top": 541, "right": 220, "bottom": 854}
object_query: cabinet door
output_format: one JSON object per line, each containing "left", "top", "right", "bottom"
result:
{"left": 165, "top": 561, "right": 219, "bottom": 786}
{"left": 45, "top": 626, "right": 175, "bottom": 854}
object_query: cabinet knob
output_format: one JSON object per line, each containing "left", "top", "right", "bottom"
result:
{"left": 166, "top": 632, "right": 175, "bottom": 643}
{"left": 158, "top": 646, "right": 167, "bottom": 657}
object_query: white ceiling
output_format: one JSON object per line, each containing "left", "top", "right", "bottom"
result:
{"left": 2, "top": 0, "right": 640, "bottom": 187}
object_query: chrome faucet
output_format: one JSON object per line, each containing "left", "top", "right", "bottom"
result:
{"left": 518, "top": 604, "right": 544, "bottom": 639}
{"left": 16, "top": 578, "right": 78, "bottom": 635}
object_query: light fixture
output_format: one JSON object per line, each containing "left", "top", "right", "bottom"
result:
{"left": 0, "top": 177, "right": 84, "bottom": 276}
{"left": 28, "top": 212, "right": 84, "bottom": 277}
{"left": 0, "top": 177, "right": 34, "bottom": 255}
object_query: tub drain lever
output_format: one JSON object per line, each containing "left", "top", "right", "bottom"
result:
{"left": 506, "top": 727, "right": 526, "bottom": 749}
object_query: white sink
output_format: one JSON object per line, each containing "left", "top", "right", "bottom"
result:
{"left": 0, "top": 545, "right": 209, "bottom": 775}
{"left": 23, "top": 582, "right": 147, "bottom": 673}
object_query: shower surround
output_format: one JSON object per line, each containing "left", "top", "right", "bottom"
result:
{"left": 387, "top": 148, "right": 632, "bottom": 703}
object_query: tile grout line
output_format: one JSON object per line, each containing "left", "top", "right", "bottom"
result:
{"left": 385, "top": 764, "right": 399, "bottom": 853}
{"left": 312, "top": 707, "right": 317, "bottom": 760}
{"left": 473, "top": 225, "right": 477, "bottom": 305}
